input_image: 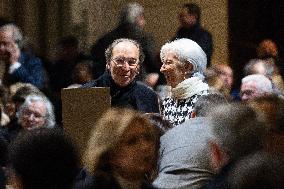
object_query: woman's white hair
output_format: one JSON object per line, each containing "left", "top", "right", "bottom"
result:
{"left": 242, "top": 74, "right": 273, "bottom": 93}
{"left": 160, "top": 38, "right": 207, "bottom": 79}
{"left": 17, "top": 94, "right": 56, "bottom": 128}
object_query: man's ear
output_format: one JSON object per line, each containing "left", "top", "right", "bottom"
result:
{"left": 191, "top": 111, "right": 196, "bottom": 118}
{"left": 135, "top": 63, "right": 140, "bottom": 74}
{"left": 209, "top": 141, "right": 228, "bottom": 172}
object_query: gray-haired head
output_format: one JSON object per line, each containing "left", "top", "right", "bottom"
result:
{"left": 160, "top": 38, "right": 207, "bottom": 79}
{"left": 0, "top": 23, "right": 23, "bottom": 48}
{"left": 244, "top": 59, "right": 275, "bottom": 78}
{"left": 17, "top": 94, "right": 55, "bottom": 129}
{"left": 242, "top": 74, "right": 273, "bottom": 94}
{"left": 119, "top": 2, "right": 144, "bottom": 25}
{"left": 105, "top": 38, "right": 145, "bottom": 64}
{"left": 209, "top": 103, "right": 266, "bottom": 163}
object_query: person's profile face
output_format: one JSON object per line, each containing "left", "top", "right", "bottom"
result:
{"left": 160, "top": 52, "right": 185, "bottom": 87}
{"left": 108, "top": 41, "right": 140, "bottom": 87}
{"left": 240, "top": 81, "right": 262, "bottom": 101}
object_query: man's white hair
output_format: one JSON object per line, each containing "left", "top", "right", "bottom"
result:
{"left": 119, "top": 2, "right": 144, "bottom": 25}
{"left": 242, "top": 74, "right": 273, "bottom": 93}
{"left": 160, "top": 38, "right": 207, "bottom": 79}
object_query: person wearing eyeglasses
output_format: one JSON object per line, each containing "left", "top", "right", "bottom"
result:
{"left": 83, "top": 38, "right": 159, "bottom": 113}
{"left": 0, "top": 94, "right": 56, "bottom": 143}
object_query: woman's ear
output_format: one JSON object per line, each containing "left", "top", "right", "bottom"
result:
{"left": 106, "top": 62, "right": 110, "bottom": 70}
{"left": 183, "top": 61, "right": 194, "bottom": 73}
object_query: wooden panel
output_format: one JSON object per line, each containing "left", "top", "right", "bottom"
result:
{"left": 61, "top": 87, "right": 111, "bottom": 160}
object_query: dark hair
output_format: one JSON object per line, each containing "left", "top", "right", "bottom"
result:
{"left": 57, "top": 36, "right": 79, "bottom": 48}
{"left": 193, "top": 94, "right": 228, "bottom": 117}
{"left": 183, "top": 3, "right": 201, "bottom": 22}
{"left": 12, "top": 86, "right": 42, "bottom": 104}
{"left": 228, "top": 151, "right": 284, "bottom": 189}
{"left": 8, "top": 128, "right": 79, "bottom": 189}
{"left": 143, "top": 113, "right": 173, "bottom": 135}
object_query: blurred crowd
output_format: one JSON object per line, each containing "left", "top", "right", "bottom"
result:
{"left": 0, "top": 2, "right": 283, "bottom": 189}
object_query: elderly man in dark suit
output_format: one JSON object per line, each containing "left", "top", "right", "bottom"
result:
{"left": 0, "top": 23, "right": 44, "bottom": 89}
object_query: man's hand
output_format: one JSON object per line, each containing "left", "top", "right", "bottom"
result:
{"left": 5, "top": 42, "right": 20, "bottom": 65}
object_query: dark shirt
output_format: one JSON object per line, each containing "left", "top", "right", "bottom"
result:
{"left": 82, "top": 72, "right": 159, "bottom": 113}
{"left": 175, "top": 24, "right": 213, "bottom": 66}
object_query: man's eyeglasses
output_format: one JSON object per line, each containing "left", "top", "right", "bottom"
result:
{"left": 111, "top": 57, "right": 139, "bottom": 67}
{"left": 22, "top": 110, "right": 45, "bottom": 120}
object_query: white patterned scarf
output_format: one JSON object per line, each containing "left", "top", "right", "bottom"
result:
{"left": 171, "top": 77, "right": 209, "bottom": 99}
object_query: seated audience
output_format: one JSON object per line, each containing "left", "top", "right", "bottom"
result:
{"left": 7, "top": 128, "right": 79, "bottom": 189}
{"left": 0, "top": 24, "right": 44, "bottom": 89}
{"left": 240, "top": 74, "right": 273, "bottom": 101}
{"left": 159, "top": 38, "right": 209, "bottom": 126}
{"left": 202, "top": 103, "right": 267, "bottom": 189}
{"left": 153, "top": 94, "right": 227, "bottom": 189}
{"left": 83, "top": 38, "right": 159, "bottom": 113}
{"left": 81, "top": 108, "right": 159, "bottom": 189}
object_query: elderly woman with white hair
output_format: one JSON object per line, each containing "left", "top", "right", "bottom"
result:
{"left": 160, "top": 38, "right": 209, "bottom": 126}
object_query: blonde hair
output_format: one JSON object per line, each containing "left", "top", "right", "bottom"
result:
{"left": 83, "top": 108, "right": 159, "bottom": 176}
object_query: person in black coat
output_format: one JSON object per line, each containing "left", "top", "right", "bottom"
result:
{"left": 83, "top": 38, "right": 159, "bottom": 113}
{"left": 174, "top": 3, "right": 213, "bottom": 66}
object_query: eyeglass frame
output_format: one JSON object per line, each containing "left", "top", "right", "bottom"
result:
{"left": 22, "top": 109, "right": 46, "bottom": 120}
{"left": 111, "top": 57, "right": 139, "bottom": 67}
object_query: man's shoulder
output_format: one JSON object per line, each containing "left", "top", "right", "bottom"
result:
{"left": 135, "top": 81, "right": 156, "bottom": 94}
{"left": 19, "top": 52, "right": 42, "bottom": 65}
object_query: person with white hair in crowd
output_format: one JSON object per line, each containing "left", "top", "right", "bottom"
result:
{"left": 160, "top": 38, "right": 209, "bottom": 126}
{"left": 1, "top": 94, "right": 56, "bottom": 142}
{"left": 240, "top": 74, "right": 273, "bottom": 101}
